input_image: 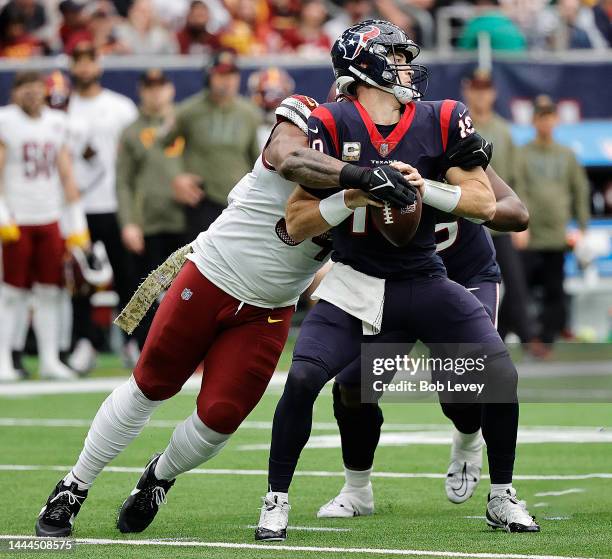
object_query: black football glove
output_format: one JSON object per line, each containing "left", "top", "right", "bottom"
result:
{"left": 339, "top": 164, "right": 418, "bottom": 208}
{"left": 444, "top": 132, "right": 493, "bottom": 170}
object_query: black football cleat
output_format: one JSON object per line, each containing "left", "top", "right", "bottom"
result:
{"left": 36, "top": 480, "right": 88, "bottom": 537}
{"left": 117, "top": 453, "right": 175, "bottom": 533}
{"left": 12, "top": 350, "right": 31, "bottom": 379}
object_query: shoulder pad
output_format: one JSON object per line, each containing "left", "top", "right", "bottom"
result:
{"left": 275, "top": 95, "right": 319, "bottom": 134}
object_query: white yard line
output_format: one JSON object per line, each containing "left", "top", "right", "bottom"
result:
{"left": 534, "top": 489, "right": 586, "bottom": 497}
{"left": 0, "top": 375, "right": 289, "bottom": 396}
{"left": 244, "top": 525, "right": 350, "bottom": 532}
{"left": 2, "top": 419, "right": 610, "bottom": 446}
{"left": 0, "top": 535, "right": 596, "bottom": 559}
{"left": 0, "top": 464, "right": 611, "bottom": 481}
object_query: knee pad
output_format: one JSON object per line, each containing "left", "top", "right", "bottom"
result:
{"left": 284, "top": 359, "right": 330, "bottom": 401}
{"left": 197, "top": 399, "right": 244, "bottom": 435}
{"left": 333, "top": 382, "right": 362, "bottom": 409}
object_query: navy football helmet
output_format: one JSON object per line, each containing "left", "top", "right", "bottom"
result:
{"left": 331, "top": 19, "right": 428, "bottom": 104}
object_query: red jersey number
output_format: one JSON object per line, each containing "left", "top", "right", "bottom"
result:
{"left": 22, "top": 142, "right": 57, "bottom": 179}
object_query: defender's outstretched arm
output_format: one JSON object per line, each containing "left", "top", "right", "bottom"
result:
{"left": 486, "top": 166, "right": 529, "bottom": 232}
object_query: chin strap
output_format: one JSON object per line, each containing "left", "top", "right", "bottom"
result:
{"left": 344, "top": 66, "right": 415, "bottom": 105}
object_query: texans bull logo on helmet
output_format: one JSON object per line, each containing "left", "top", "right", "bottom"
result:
{"left": 338, "top": 24, "right": 382, "bottom": 61}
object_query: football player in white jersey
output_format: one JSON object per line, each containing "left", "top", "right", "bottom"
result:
{"left": 35, "top": 93, "right": 418, "bottom": 537}
{"left": 0, "top": 71, "right": 90, "bottom": 382}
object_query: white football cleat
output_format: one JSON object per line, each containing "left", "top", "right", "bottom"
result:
{"left": 486, "top": 488, "right": 541, "bottom": 533}
{"left": 255, "top": 493, "right": 290, "bottom": 541}
{"left": 317, "top": 483, "right": 374, "bottom": 518}
{"left": 0, "top": 350, "right": 19, "bottom": 382}
{"left": 446, "top": 461, "right": 481, "bottom": 504}
{"left": 40, "top": 360, "right": 78, "bottom": 380}
{"left": 68, "top": 338, "right": 97, "bottom": 375}
{"left": 0, "top": 365, "right": 20, "bottom": 382}
{"left": 445, "top": 428, "right": 483, "bottom": 504}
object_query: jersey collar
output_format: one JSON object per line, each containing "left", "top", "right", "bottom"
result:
{"left": 353, "top": 99, "right": 416, "bottom": 158}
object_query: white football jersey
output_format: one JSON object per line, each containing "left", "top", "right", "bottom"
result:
{"left": 188, "top": 95, "right": 327, "bottom": 308}
{"left": 0, "top": 105, "right": 69, "bottom": 225}
{"left": 68, "top": 89, "right": 138, "bottom": 215}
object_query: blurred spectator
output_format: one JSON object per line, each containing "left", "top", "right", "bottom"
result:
{"left": 282, "top": 0, "right": 331, "bottom": 54}
{"left": 268, "top": 0, "right": 301, "bottom": 35}
{"left": 458, "top": 0, "right": 527, "bottom": 51}
{"left": 167, "top": 49, "right": 261, "bottom": 239}
{"left": 110, "top": 0, "right": 131, "bottom": 18}
{"left": 0, "top": 10, "right": 46, "bottom": 57}
{"left": 115, "top": 0, "right": 178, "bottom": 55}
{"left": 376, "top": 0, "right": 435, "bottom": 47}
{"left": 593, "top": 0, "right": 612, "bottom": 46}
{"left": 217, "top": 0, "right": 281, "bottom": 54}
{"left": 158, "top": 0, "right": 232, "bottom": 33}
{"left": 116, "top": 69, "right": 187, "bottom": 348}
{"left": 514, "top": 95, "right": 591, "bottom": 346}
{"left": 462, "top": 69, "right": 536, "bottom": 348}
{"left": 0, "top": 0, "right": 47, "bottom": 35}
{"left": 324, "top": 0, "right": 374, "bottom": 41}
{"left": 58, "top": 1, "right": 88, "bottom": 52}
{"left": 64, "top": 1, "right": 130, "bottom": 55}
{"left": 176, "top": 0, "right": 219, "bottom": 54}
{"left": 531, "top": 0, "right": 607, "bottom": 49}
{"left": 66, "top": 41, "right": 138, "bottom": 372}
{"left": 248, "top": 66, "right": 295, "bottom": 148}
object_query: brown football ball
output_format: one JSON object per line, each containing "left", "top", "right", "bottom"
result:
{"left": 371, "top": 190, "right": 422, "bottom": 247}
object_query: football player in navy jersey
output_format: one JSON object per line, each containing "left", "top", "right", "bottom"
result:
{"left": 256, "top": 20, "right": 540, "bottom": 540}
{"left": 317, "top": 166, "right": 530, "bottom": 520}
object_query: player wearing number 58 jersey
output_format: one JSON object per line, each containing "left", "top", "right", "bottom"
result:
{"left": 35, "top": 93, "right": 417, "bottom": 538}
{"left": 0, "top": 71, "right": 89, "bottom": 382}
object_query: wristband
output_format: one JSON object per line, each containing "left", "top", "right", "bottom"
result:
{"left": 65, "top": 200, "right": 88, "bottom": 236}
{"left": 319, "top": 190, "right": 354, "bottom": 226}
{"left": 421, "top": 179, "right": 461, "bottom": 213}
{"left": 0, "top": 197, "right": 11, "bottom": 226}
{"left": 339, "top": 164, "right": 370, "bottom": 190}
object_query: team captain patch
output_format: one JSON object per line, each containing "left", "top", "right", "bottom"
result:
{"left": 342, "top": 142, "right": 361, "bottom": 161}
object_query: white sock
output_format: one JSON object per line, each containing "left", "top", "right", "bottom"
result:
{"left": 32, "top": 284, "right": 64, "bottom": 371}
{"left": 63, "top": 470, "right": 90, "bottom": 491}
{"left": 58, "top": 288, "right": 73, "bottom": 353}
{"left": 154, "top": 410, "right": 230, "bottom": 481}
{"left": 71, "top": 376, "right": 161, "bottom": 486}
{"left": 0, "top": 284, "right": 28, "bottom": 374}
{"left": 451, "top": 428, "right": 483, "bottom": 468}
{"left": 344, "top": 467, "right": 372, "bottom": 489}
{"left": 11, "top": 290, "right": 31, "bottom": 352}
{"left": 490, "top": 483, "right": 513, "bottom": 497}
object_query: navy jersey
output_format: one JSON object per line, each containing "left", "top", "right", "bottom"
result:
{"left": 436, "top": 218, "right": 501, "bottom": 285}
{"left": 307, "top": 98, "right": 475, "bottom": 279}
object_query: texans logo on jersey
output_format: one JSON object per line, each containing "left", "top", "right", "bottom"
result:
{"left": 338, "top": 25, "right": 381, "bottom": 61}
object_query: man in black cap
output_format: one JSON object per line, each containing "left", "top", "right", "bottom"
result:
{"left": 514, "top": 95, "right": 590, "bottom": 346}
{"left": 167, "top": 49, "right": 262, "bottom": 239}
{"left": 116, "top": 69, "right": 187, "bottom": 348}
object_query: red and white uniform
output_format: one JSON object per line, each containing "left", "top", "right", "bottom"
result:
{"left": 0, "top": 105, "right": 69, "bottom": 287}
{"left": 134, "top": 95, "right": 323, "bottom": 433}
{"left": 0, "top": 105, "right": 68, "bottom": 225}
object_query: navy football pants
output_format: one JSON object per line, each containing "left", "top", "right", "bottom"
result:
{"left": 268, "top": 277, "right": 517, "bottom": 492}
